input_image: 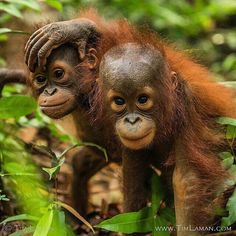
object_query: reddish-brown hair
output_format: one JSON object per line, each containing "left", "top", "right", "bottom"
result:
{"left": 77, "top": 9, "right": 235, "bottom": 226}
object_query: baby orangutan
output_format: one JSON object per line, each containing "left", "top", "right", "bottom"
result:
{"left": 96, "top": 43, "right": 235, "bottom": 236}
{"left": 27, "top": 44, "right": 122, "bottom": 215}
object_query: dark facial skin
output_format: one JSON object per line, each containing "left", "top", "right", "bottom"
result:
{"left": 30, "top": 45, "right": 80, "bottom": 119}
{"left": 100, "top": 43, "right": 175, "bottom": 150}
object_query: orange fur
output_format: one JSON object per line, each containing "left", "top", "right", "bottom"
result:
{"left": 76, "top": 9, "right": 236, "bottom": 230}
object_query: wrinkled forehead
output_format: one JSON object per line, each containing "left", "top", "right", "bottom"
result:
{"left": 99, "top": 43, "right": 167, "bottom": 95}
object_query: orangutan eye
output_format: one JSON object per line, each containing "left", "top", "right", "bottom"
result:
{"left": 114, "top": 96, "right": 125, "bottom": 105}
{"left": 138, "top": 95, "right": 148, "bottom": 104}
{"left": 35, "top": 75, "right": 47, "bottom": 84}
{"left": 54, "top": 69, "right": 64, "bottom": 79}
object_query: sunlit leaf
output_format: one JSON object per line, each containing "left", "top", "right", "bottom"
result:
{"left": 0, "top": 3, "right": 22, "bottom": 18}
{"left": 56, "top": 201, "right": 94, "bottom": 233}
{"left": 6, "top": 0, "right": 41, "bottom": 11}
{"left": 0, "top": 27, "right": 29, "bottom": 35}
{"left": 96, "top": 207, "right": 153, "bottom": 233}
{"left": 219, "top": 152, "right": 234, "bottom": 169}
{"left": 48, "top": 210, "right": 66, "bottom": 236}
{"left": 45, "top": 0, "right": 63, "bottom": 11}
{"left": 0, "top": 214, "right": 38, "bottom": 225}
{"left": 33, "top": 209, "right": 53, "bottom": 236}
{"left": 217, "top": 117, "right": 236, "bottom": 127}
{"left": 9, "top": 226, "right": 35, "bottom": 236}
{"left": 154, "top": 216, "right": 170, "bottom": 236}
{"left": 226, "top": 126, "right": 236, "bottom": 139}
{"left": 0, "top": 95, "right": 37, "bottom": 119}
{"left": 42, "top": 157, "right": 65, "bottom": 180}
{"left": 221, "top": 188, "right": 236, "bottom": 227}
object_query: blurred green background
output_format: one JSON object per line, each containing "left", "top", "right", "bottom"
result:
{"left": 0, "top": 0, "right": 236, "bottom": 81}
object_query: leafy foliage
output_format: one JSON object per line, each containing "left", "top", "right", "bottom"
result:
{"left": 96, "top": 173, "right": 175, "bottom": 235}
{"left": 0, "top": 95, "right": 37, "bottom": 119}
{"left": 217, "top": 117, "right": 236, "bottom": 227}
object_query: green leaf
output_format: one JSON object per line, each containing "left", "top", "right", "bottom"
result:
{"left": 217, "top": 117, "right": 236, "bottom": 127}
{"left": 0, "top": 28, "right": 11, "bottom": 34}
{"left": 33, "top": 209, "right": 53, "bottom": 236}
{"left": 219, "top": 152, "right": 234, "bottom": 160}
{"left": 43, "top": 158, "right": 65, "bottom": 180}
{"left": 96, "top": 207, "right": 153, "bottom": 233}
{"left": 219, "top": 152, "right": 234, "bottom": 169}
{"left": 226, "top": 126, "right": 236, "bottom": 139}
{"left": 228, "top": 165, "right": 236, "bottom": 184}
{"left": 151, "top": 173, "right": 164, "bottom": 214}
{"left": 0, "top": 95, "right": 37, "bottom": 119}
{"left": 9, "top": 226, "right": 35, "bottom": 236}
{"left": 159, "top": 208, "right": 175, "bottom": 225}
{"left": 45, "top": 0, "right": 63, "bottom": 11}
{"left": 221, "top": 188, "right": 236, "bottom": 227}
{"left": 0, "top": 3, "right": 22, "bottom": 18}
{"left": 0, "top": 27, "right": 29, "bottom": 35}
{"left": 56, "top": 201, "right": 94, "bottom": 233}
{"left": 48, "top": 210, "right": 67, "bottom": 236}
{"left": 6, "top": 0, "right": 41, "bottom": 11}
{"left": 0, "top": 214, "right": 38, "bottom": 225}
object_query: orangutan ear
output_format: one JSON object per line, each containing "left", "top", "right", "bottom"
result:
{"left": 86, "top": 48, "right": 98, "bottom": 69}
{"left": 171, "top": 71, "right": 179, "bottom": 89}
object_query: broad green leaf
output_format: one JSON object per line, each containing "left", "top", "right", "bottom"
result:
{"left": 0, "top": 3, "right": 22, "bottom": 18}
{"left": 221, "top": 188, "right": 236, "bottom": 227}
{"left": 217, "top": 117, "right": 236, "bottom": 127}
{"left": 0, "top": 214, "right": 38, "bottom": 225}
{"left": 6, "top": 0, "right": 41, "bottom": 11}
{"left": 33, "top": 209, "right": 53, "bottom": 236}
{"left": 96, "top": 207, "right": 153, "bottom": 233}
{"left": 56, "top": 201, "right": 93, "bottom": 233}
{"left": 226, "top": 126, "right": 236, "bottom": 139}
{"left": 48, "top": 210, "right": 66, "bottom": 236}
{"left": 219, "top": 152, "right": 234, "bottom": 169}
{"left": 219, "top": 152, "right": 234, "bottom": 160}
{"left": 0, "top": 95, "right": 37, "bottom": 119}
{"left": 159, "top": 208, "right": 175, "bottom": 225}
